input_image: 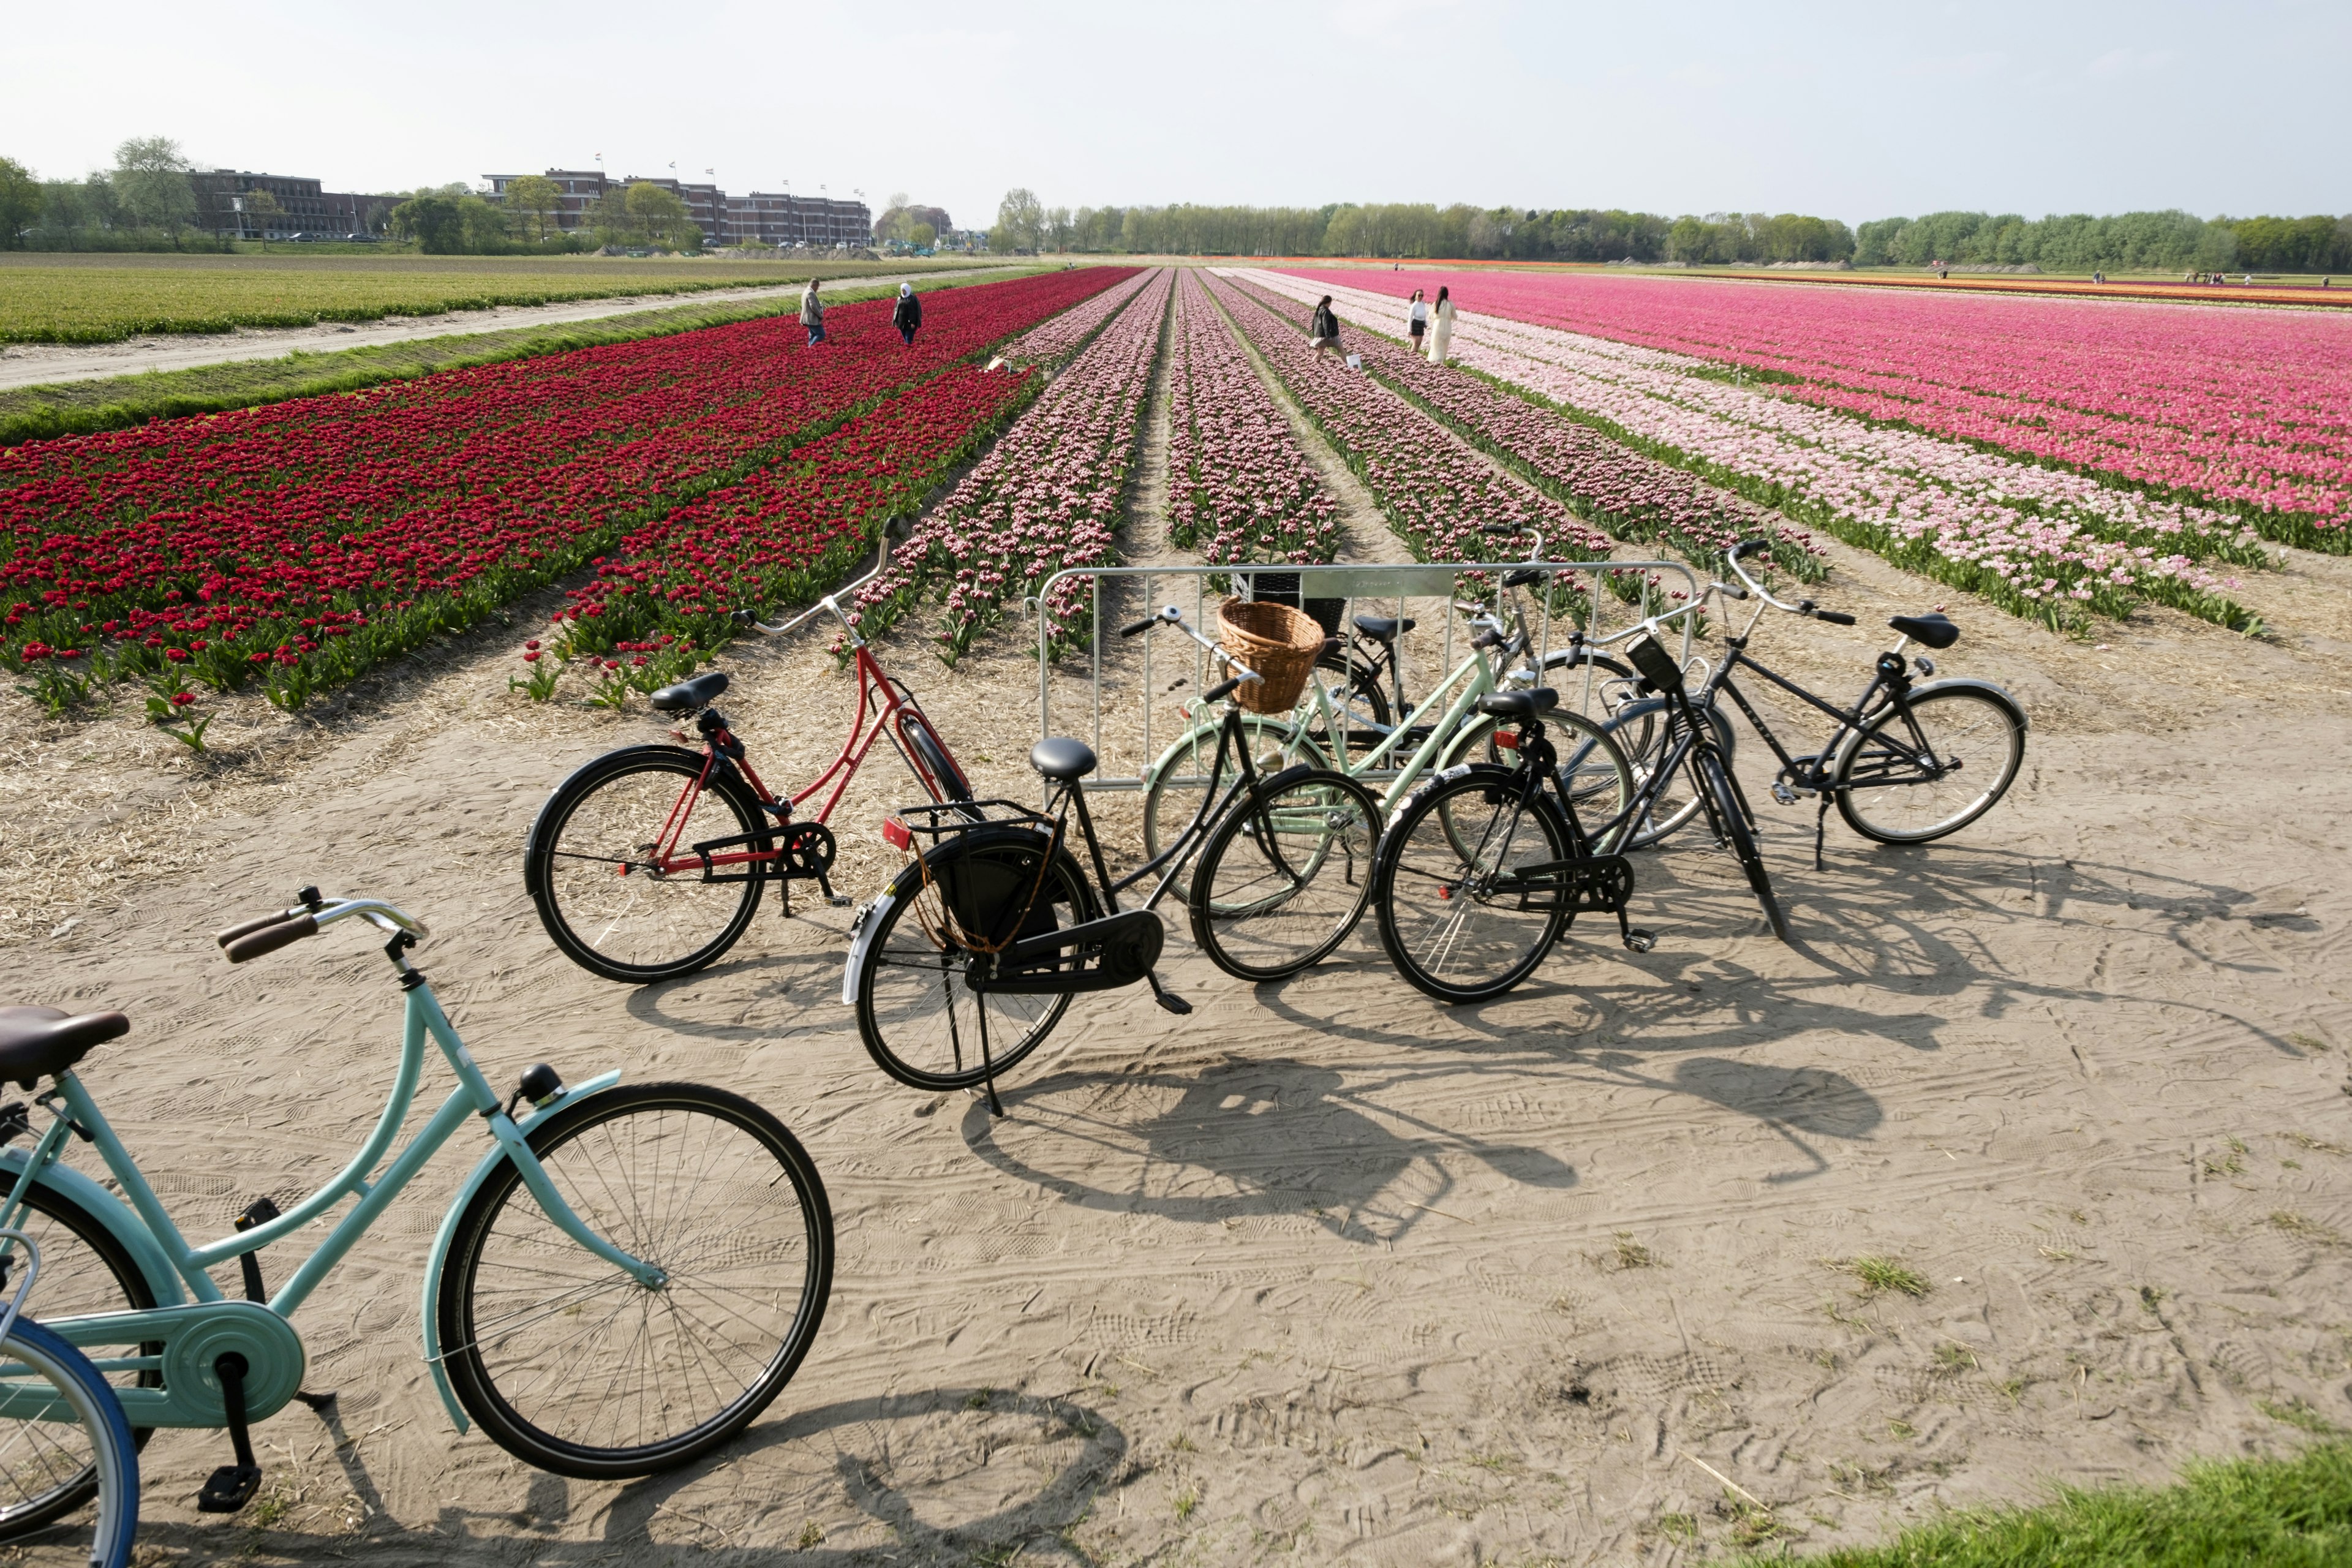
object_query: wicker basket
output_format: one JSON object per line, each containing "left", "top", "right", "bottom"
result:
{"left": 1216, "top": 598, "right": 1323, "bottom": 714}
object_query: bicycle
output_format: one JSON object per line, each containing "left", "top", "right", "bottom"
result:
{"left": 846, "top": 606, "right": 1383, "bottom": 1112}
{"left": 1140, "top": 573, "right": 1637, "bottom": 899}
{"left": 0, "top": 886, "right": 833, "bottom": 1529}
{"left": 1591, "top": 540, "right": 2029, "bottom": 937}
{"left": 0, "top": 1230, "right": 138, "bottom": 1566}
{"left": 526, "top": 535, "right": 974, "bottom": 983}
{"left": 1370, "top": 687, "right": 1659, "bottom": 1003}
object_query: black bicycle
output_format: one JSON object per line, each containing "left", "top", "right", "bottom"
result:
{"left": 1594, "top": 540, "right": 2029, "bottom": 935}
{"left": 846, "top": 605, "right": 1382, "bottom": 1110}
{"left": 1371, "top": 687, "right": 1657, "bottom": 1003}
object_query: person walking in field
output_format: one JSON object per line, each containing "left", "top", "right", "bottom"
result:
{"left": 801, "top": 278, "right": 827, "bottom": 345}
{"left": 892, "top": 282, "right": 922, "bottom": 346}
{"left": 1427, "top": 285, "right": 1456, "bottom": 365}
{"left": 1308, "top": 295, "right": 1345, "bottom": 360}
{"left": 1406, "top": 289, "right": 1428, "bottom": 352}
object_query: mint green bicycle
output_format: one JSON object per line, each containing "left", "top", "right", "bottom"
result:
{"left": 0, "top": 887, "right": 832, "bottom": 1533}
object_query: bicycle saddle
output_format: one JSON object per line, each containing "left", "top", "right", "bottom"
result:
{"left": 1889, "top": 613, "right": 1959, "bottom": 650}
{"left": 0, "top": 1007, "right": 127, "bottom": 1091}
{"left": 649, "top": 671, "right": 729, "bottom": 712}
{"left": 1477, "top": 687, "right": 1559, "bottom": 720}
{"left": 1352, "top": 614, "right": 1416, "bottom": 643}
{"left": 1030, "top": 736, "right": 1098, "bottom": 782}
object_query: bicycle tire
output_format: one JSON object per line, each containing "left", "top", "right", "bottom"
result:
{"left": 526, "top": 745, "right": 769, "bottom": 983}
{"left": 1537, "top": 649, "right": 1643, "bottom": 731}
{"left": 1140, "top": 716, "right": 1326, "bottom": 900}
{"left": 439, "top": 1082, "right": 832, "bottom": 1480}
{"left": 0, "top": 1175, "right": 159, "bottom": 1544}
{"left": 0, "top": 1318, "right": 138, "bottom": 1568}
{"left": 854, "top": 830, "right": 1096, "bottom": 1090}
{"left": 1438, "top": 709, "right": 1635, "bottom": 818}
{"left": 1598, "top": 699, "right": 1739, "bottom": 851}
{"left": 1188, "top": 767, "right": 1381, "bottom": 981}
{"left": 1833, "top": 684, "right": 2026, "bottom": 845}
{"left": 1700, "top": 750, "right": 1788, "bottom": 941}
{"left": 1373, "top": 766, "right": 1576, "bottom": 1004}
{"left": 900, "top": 708, "right": 974, "bottom": 802}
{"left": 1298, "top": 649, "right": 1389, "bottom": 765}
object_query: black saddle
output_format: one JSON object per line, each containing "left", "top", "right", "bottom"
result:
{"left": 0, "top": 1008, "right": 127, "bottom": 1091}
{"left": 1030, "top": 736, "right": 1098, "bottom": 782}
{"left": 1890, "top": 614, "right": 1959, "bottom": 650}
{"left": 1477, "top": 687, "right": 1559, "bottom": 720}
{"left": 649, "top": 671, "right": 729, "bottom": 713}
{"left": 1352, "top": 614, "right": 1417, "bottom": 643}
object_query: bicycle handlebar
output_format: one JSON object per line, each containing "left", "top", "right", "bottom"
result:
{"left": 217, "top": 892, "right": 431, "bottom": 963}
{"left": 1722, "top": 543, "right": 1852, "bottom": 625}
{"left": 224, "top": 914, "right": 317, "bottom": 963}
{"left": 1133, "top": 604, "right": 1261, "bottom": 687}
{"left": 744, "top": 533, "right": 894, "bottom": 638}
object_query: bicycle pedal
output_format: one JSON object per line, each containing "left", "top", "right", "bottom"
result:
{"left": 1153, "top": 990, "right": 1194, "bottom": 1016}
{"left": 827, "top": 894, "right": 853, "bottom": 908}
{"left": 1771, "top": 783, "right": 1798, "bottom": 806}
{"left": 1622, "top": 929, "right": 1657, "bottom": 954}
{"left": 198, "top": 1463, "right": 263, "bottom": 1514}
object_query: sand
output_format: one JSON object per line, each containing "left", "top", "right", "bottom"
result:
{"left": 2, "top": 309, "right": 2351, "bottom": 1566}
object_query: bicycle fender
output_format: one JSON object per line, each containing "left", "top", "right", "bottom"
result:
{"left": 843, "top": 891, "right": 897, "bottom": 1005}
{"left": 0, "top": 1148, "right": 186, "bottom": 1306}
{"left": 418, "top": 1069, "right": 624, "bottom": 1434}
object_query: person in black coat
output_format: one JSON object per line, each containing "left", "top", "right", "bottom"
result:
{"left": 1308, "top": 295, "right": 1343, "bottom": 358}
{"left": 893, "top": 282, "right": 922, "bottom": 346}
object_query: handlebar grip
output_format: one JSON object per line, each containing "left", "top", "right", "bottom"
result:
{"left": 1471, "top": 628, "right": 1502, "bottom": 650}
{"left": 1721, "top": 584, "right": 1749, "bottom": 600}
{"left": 1203, "top": 676, "right": 1244, "bottom": 704}
{"left": 216, "top": 911, "right": 293, "bottom": 947}
{"left": 1480, "top": 522, "right": 1517, "bottom": 537}
{"left": 224, "top": 914, "right": 317, "bottom": 963}
{"left": 1730, "top": 538, "right": 1768, "bottom": 560}
{"left": 1119, "top": 617, "right": 1157, "bottom": 638}
{"left": 1815, "top": 609, "right": 1856, "bottom": 626}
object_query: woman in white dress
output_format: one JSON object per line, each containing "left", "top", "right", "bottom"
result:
{"left": 1427, "top": 285, "right": 1456, "bottom": 365}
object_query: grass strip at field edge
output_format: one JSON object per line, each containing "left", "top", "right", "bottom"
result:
{"left": 0, "top": 270, "right": 1043, "bottom": 448}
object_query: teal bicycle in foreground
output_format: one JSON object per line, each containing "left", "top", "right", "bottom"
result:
{"left": 0, "top": 888, "right": 832, "bottom": 1537}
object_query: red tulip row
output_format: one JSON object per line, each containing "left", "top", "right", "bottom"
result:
{"left": 850, "top": 269, "right": 1177, "bottom": 662}
{"left": 0, "top": 268, "right": 1133, "bottom": 706}
{"left": 1216, "top": 274, "right": 1823, "bottom": 581}
{"left": 1166, "top": 268, "right": 1342, "bottom": 567}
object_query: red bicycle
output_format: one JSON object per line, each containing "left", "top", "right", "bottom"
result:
{"left": 524, "top": 540, "right": 973, "bottom": 982}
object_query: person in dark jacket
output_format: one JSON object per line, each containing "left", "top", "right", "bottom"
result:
{"left": 1308, "top": 295, "right": 1343, "bottom": 358}
{"left": 892, "top": 282, "right": 922, "bottom": 346}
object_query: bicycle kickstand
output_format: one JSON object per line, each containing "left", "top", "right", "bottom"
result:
{"left": 1814, "top": 796, "right": 1831, "bottom": 872}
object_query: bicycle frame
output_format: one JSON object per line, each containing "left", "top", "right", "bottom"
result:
{"left": 0, "top": 904, "right": 648, "bottom": 1435}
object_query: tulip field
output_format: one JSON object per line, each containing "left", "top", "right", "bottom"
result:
{"left": 1259, "top": 268, "right": 2275, "bottom": 630}
{"left": 1280, "top": 268, "right": 2352, "bottom": 543}
{"left": 1, "top": 251, "right": 2330, "bottom": 723}
{"left": 0, "top": 267, "right": 1128, "bottom": 710}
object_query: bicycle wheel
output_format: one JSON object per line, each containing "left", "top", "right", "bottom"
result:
{"left": 0, "top": 1318, "right": 138, "bottom": 1568}
{"left": 438, "top": 1082, "right": 832, "bottom": 1480}
{"left": 855, "top": 832, "right": 1095, "bottom": 1090}
{"left": 1538, "top": 649, "right": 1644, "bottom": 733}
{"left": 1834, "top": 684, "right": 2026, "bottom": 844}
{"left": 1189, "top": 768, "right": 1381, "bottom": 981}
{"left": 1296, "top": 650, "right": 1389, "bottom": 766}
{"left": 1599, "top": 699, "right": 1738, "bottom": 851}
{"left": 1140, "top": 717, "right": 1325, "bottom": 900}
{"left": 1699, "top": 750, "right": 1787, "bottom": 941}
{"left": 526, "top": 745, "right": 769, "bottom": 983}
{"left": 1374, "top": 767, "right": 1575, "bottom": 1003}
{"left": 0, "top": 1177, "right": 159, "bottom": 1544}
{"left": 900, "top": 708, "right": 973, "bottom": 802}
{"left": 1441, "top": 710, "right": 1635, "bottom": 816}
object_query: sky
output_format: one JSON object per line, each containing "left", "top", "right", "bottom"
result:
{"left": 6, "top": 0, "right": 2345, "bottom": 229}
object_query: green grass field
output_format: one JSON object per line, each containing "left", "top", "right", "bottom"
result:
{"left": 0, "top": 253, "right": 1009, "bottom": 344}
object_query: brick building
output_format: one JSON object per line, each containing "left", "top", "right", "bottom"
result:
{"left": 189, "top": 170, "right": 372, "bottom": 238}
{"left": 486, "top": 168, "right": 871, "bottom": 247}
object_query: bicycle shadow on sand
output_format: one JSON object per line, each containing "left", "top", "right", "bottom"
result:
{"left": 135, "top": 1386, "right": 1128, "bottom": 1567}
{"left": 959, "top": 1054, "right": 1576, "bottom": 1246}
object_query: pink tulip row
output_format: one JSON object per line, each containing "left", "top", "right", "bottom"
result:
{"left": 1251, "top": 270, "right": 2259, "bottom": 630}
{"left": 1166, "top": 270, "right": 1341, "bottom": 567}
{"left": 1216, "top": 273, "right": 1820, "bottom": 582}
{"left": 1282, "top": 266, "right": 2351, "bottom": 540}
{"left": 850, "top": 269, "right": 1177, "bottom": 661}
{"left": 1003, "top": 267, "right": 1161, "bottom": 365}
{"left": 1201, "top": 271, "right": 1610, "bottom": 571}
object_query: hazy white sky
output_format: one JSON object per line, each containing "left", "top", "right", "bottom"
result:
{"left": 6, "top": 0, "right": 2344, "bottom": 228}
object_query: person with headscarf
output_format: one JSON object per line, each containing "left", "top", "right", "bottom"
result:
{"left": 1308, "top": 295, "right": 1343, "bottom": 358}
{"left": 800, "top": 277, "right": 827, "bottom": 346}
{"left": 1427, "top": 285, "right": 1455, "bottom": 365}
{"left": 892, "top": 281, "right": 922, "bottom": 346}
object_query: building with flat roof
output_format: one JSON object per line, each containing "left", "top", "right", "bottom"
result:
{"left": 486, "top": 168, "right": 870, "bottom": 247}
{"left": 189, "top": 170, "right": 370, "bottom": 238}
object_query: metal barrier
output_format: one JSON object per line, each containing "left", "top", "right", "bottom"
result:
{"left": 1030, "top": 558, "right": 1700, "bottom": 793}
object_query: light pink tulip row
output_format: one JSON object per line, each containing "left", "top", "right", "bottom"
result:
{"left": 1001, "top": 267, "right": 1163, "bottom": 366}
{"left": 1251, "top": 270, "right": 2258, "bottom": 630}
{"left": 1283, "top": 266, "right": 2350, "bottom": 540}
{"left": 1166, "top": 270, "right": 1341, "bottom": 568}
{"left": 850, "top": 269, "right": 1176, "bottom": 661}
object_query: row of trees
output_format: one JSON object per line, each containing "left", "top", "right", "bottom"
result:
{"left": 381, "top": 179, "right": 692, "bottom": 254}
{"left": 1852, "top": 209, "right": 2352, "bottom": 273}
{"left": 0, "top": 137, "right": 240, "bottom": 251}
{"left": 875, "top": 194, "right": 952, "bottom": 249}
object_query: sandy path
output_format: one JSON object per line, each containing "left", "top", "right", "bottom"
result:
{"left": 0, "top": 268, "right": 1011, "bottom": 391}
{"left": 2, "top": 383, "right": 2351, "bottom": 1563}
